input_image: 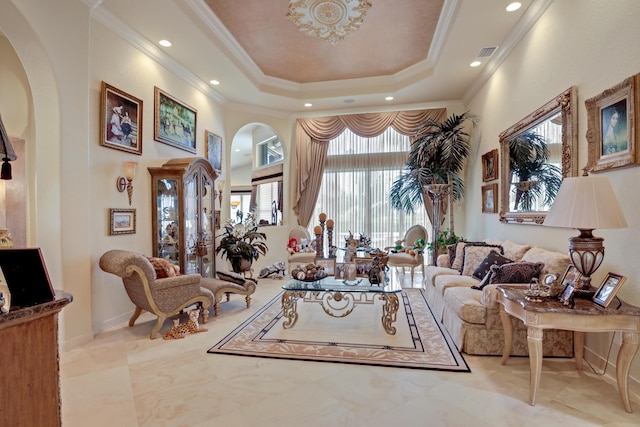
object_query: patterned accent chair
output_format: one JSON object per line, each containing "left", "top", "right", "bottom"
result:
{"left": 386, "top": 225, "right": 428, "bottom": 282}
{"left": 99, "top": 250, "right": 213, "bottom": 339}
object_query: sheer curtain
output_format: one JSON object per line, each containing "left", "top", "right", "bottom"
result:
{"left": 310, "top": 127, "right": 429, "bottom": 250}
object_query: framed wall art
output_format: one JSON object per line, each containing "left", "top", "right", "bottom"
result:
{"left": 481, "top": 183, "right": 498, "bottom": 214}
{"left": 100, "top": 81, "right": 143, "bottom": 155}
{"left": 586, "top": 73, "right": 640, "bottom": 172}
{"left": 154, "top": 87, "right": 197, "bottom": 153}
{"left": 593, "top": 273, "right": 627, "bottom": 308}
{"left": 109, "top": 208, "right": 136, "bottom": 235}
{"left": 482, "top": 149, "right": 498, "bottom": 181}
{"left": 205, "top": 130, "right": 222, "bottom": 173}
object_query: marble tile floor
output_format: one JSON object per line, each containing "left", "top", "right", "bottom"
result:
{"left": 60, "top": 275, "right": 640, "bottom": 427}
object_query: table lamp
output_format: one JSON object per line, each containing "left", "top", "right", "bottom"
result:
{"left": 543, "top": 174, "right": 627, "bottom": 289}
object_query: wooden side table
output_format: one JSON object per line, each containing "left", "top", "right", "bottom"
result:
{"left": 497, "top": 285, "right": 640, "bottom": 413}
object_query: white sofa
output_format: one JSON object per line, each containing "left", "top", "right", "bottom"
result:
{"left": 424, "top": 238, "right": 574, "bottom": 356}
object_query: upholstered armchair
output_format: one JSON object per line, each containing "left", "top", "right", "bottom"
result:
{"left": 287, "top": 225, "right": 316, "bottom": 268}
{"left": 385, "top": 225, "right": 428, "bottom": 282}
{"left": 99, "top": 250, "right": 214, "bottom": 339}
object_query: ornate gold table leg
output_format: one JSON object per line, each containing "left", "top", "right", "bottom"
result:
{"left": 282, "top": 290, "right": 305, "bottom": 329}
{"left": 380, "top": 293, "right": 399, "bottom": 335}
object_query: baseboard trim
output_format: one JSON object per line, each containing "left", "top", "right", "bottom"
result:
{"left": 584, "top": 345, "right": 640, "bottom": 404}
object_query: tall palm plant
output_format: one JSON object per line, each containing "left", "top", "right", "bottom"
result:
{"left": 389, "top": 112, "right": 476, "bottom": 214}
{"left": 509, "top": 131, "right": 562, "bottom": 210}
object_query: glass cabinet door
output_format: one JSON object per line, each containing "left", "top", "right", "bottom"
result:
{"left": 156, "top": 178, "right": 179, "bottom": 264}
{"left": 201, "top": 172, "right": 215, "bottom": 277}
{"left": 183, "top": 173, "right": 198, "bottom": 275}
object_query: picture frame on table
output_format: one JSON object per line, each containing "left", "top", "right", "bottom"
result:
{"left": 109, "top": 208, "right": 136, "bottom": 235}
{"left": 482, "top": 149, "right": 498, "bottom": 181}
{"left": 99, "top": 81, "right": 143, "bottom": 155}
{"left": 355, "top": 259, "right": 373, "bottom": 277}
{"left": 205, "top": 130, "right": 222, "bottom": 173}
{"left": 586, "top": 73, "right": 640, "bottom": 172}
{"left": 559, "top": 283, "right": 575, "bottom": 306}
{"left": 154, "top": 87, "right": 197, "bottom": 154}
{"left": 481, "top": 183, "right": 498, "bottom": 213}
{"left": 559, "top": 264, "right": 582, "bottom": 289}
{"left": 593, "top": 272, "right": 627, "bottom": 308}
{"left": 335, "top": 262, "right": 356, "bottom": 281}
{"left": 315, "top": 258, "right": 336, "bottom": 276}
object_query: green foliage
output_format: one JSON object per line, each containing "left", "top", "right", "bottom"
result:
{"left": 390, "top": 112, "right": 477, "bottom": 214}
{"left": 509, "top": 131, "right": 562, "bottom": 210}
{"left": 215, "top": 216, "right": 268, "bottom": 272}
{"left": 426, "top": 229, "right": 464, "bottom": 253}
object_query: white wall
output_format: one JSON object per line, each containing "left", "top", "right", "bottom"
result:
{"left": 466, "top": 0, "right": 640, "bottom": 390}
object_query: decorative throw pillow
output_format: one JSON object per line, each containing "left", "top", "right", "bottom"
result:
{"left": 451, "top": 242, "right": 493, "bottom": 271}
{"left": 472, "top": 250, "right": 513, "bottom": 280}
{"left": 489, "top": 261, "right": 545, "bottom": 284}
{"left": 472, "top": 271, "right": 494, "bottom": 290}
{"left": 521, "top": 246, "right": 570, "bottom": 276}
{"left": 501, "top": 240, "right": 532, "bottom": 262}
{"left": 217, "top": 270, "right": 246, "bottom": 285}
{"left": 458, "top": 243, "right": 504, "bottom": 275}
{"left": 147, "top": 257, "right": 181, "bottom": 279}
{"left": 446, "top": 244, "right": 458, "bottom": 268}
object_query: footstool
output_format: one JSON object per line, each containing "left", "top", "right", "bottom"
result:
{"left": 200, "top": 275, "right": 256, "bottom": 316}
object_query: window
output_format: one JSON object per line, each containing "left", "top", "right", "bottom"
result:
{"left": 256, "top": 136, "right": 283, "bottom": 167}
{"left": 311, "top": 127, "right": 429, "bottom": 249}
{"left": 230, "top": 192, "right": 251, "bottom": 223}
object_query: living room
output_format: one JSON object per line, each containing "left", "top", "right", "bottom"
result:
{"left": 1, "top": 0, "right": 640, "bottom": 425}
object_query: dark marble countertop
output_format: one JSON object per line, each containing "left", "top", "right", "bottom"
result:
{"left": 0, "top": 290, "right": 73, "bottom": 325}
{"left": 498, "top": 285, "right": 640, "bottom": 317}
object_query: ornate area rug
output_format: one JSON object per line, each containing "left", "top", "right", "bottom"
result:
{"left": 208, "top": 288, "right": 469, "bottom": 372}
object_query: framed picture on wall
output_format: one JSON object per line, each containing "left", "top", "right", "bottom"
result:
{"left": 99, "top": 81, "right": 143, "bottom": 155}
{"left": 482, "top": 149, "right": 498, "bottom": 181}
{"left": 586, "top": 73, "right": 640, "bottom": 172}
{"left": 109, "top": 208, "right": 136, "bottom": 235}
{"left": 481, "top": 183, "right": 498, "bottom": 213}
{"left": 154, "top": 87, "right": 197, "bottom": 153}
{"left": 205, "top": 130, "right": 222, "bottom": 173}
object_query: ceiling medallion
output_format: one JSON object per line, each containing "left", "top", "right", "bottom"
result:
{"left": 287, "top": 0, "right": 372, "bottom": 45}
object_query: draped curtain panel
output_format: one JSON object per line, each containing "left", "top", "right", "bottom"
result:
{"left": 293, "top": 109, "right": 446, "bottom": 227}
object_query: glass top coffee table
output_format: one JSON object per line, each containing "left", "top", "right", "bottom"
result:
{"left": 281, "top": 272, "right": 402, "bottom": 334}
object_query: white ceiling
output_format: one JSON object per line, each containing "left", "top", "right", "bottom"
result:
{"left": 95, "top": 0, "right": 546, "bottom": 115}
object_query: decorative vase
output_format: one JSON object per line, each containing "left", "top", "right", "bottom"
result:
{"left": 230, "top": 256, "right": 252, "bottom": 274}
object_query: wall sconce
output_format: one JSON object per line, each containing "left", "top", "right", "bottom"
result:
{"left": 216, "top": 179, "right": 225, "bottom": 204}
{"left": 117, "top": 161, "right": 137, "bottom": 205}
{"left": 0, "top": 113, "right": 17, "bottom": 180}
{"left": 230, "top": 201, "right": 240, "bottom": 209}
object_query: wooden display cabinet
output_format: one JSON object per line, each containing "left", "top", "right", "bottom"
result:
{"left": 148, "top": 157, "right": 218, "bottom": 278}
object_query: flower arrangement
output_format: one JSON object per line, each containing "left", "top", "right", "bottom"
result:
{"left": 215, "top": 214, "right": 268, "bottom": 273}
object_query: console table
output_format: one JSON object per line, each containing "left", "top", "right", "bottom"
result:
{"left": 0, "top": 291, "right": 73, "bottom": 426}
{"left": 497, "top": 285, "right": 640, "bottom": 412}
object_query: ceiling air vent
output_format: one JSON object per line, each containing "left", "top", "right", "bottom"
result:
{"left": 476, "top": 46, "right": 498, "bottom": 58}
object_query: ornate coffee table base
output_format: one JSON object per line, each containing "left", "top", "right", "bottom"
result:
{"left": 281, "top": 290, "right": 399, "bottom": 335}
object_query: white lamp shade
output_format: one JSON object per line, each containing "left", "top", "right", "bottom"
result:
{"left": 544, "top": 176, "right": 627, "bottom": 230}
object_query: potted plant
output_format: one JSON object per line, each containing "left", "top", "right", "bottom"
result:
{"left": 215, "top": 214, "right": 268, "bottom": 273}
{"left": 426, "top": 229, "right": 464, "bottom": 255}
{"left": 509, "top": 131, "right": 562, "bottom": 210}
{"left": 389, "top": 112, "right": 476, "bottom": 265}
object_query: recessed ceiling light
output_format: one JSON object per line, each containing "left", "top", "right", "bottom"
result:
{"left": 506, "top": 2, "right": 521, "bottom": 12}
{"left": 304, "top": 103, "right": 312, "bottom": 107}
{"left": 159, "top": 40, "right": 172, "bottom": 47}
{"left": 209, "top": 80, "right": 220, "bottom": 85}
{"left": 235, "top": 148, "right": 240, "bottom": 152}
{"left": 470, "top": 61, "right": 482, "bottom": 67}
{"left": 385, "top": 96, "right": 394, "bottom": 101}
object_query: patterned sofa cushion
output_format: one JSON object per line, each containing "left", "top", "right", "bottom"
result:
{"left": 434, "top": 274, "right": 479, "bottom": 297}
{"left": 521, "top": 246, "right": 570, "bottom": 276}
{"left": 501, "top": 240, "right": 532, "bottom": 261}
{"left": 489, "top": 261, "right": 545, "bottom": 284}
{"left": 451, "top": 242, "right": 503, "bottom": 272}
{"left": 472, "top": 250, "right": 513, "bottom": 280}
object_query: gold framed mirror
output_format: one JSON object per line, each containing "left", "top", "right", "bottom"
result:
{"left": 499, "top": 86, "right": 578, "bottom": 224}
